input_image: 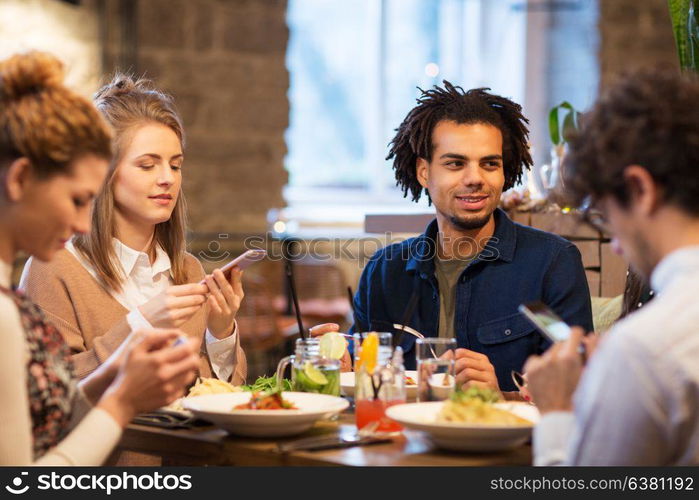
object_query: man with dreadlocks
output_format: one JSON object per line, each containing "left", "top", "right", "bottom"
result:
{"left": 351, "top": 82, "right": 592, "bottom": 395}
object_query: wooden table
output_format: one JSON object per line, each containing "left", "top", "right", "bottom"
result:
{"left": 118, "top": 414, "right": 532, "bottom": 466}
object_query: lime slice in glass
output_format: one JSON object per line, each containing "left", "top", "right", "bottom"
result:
{"left": 319, "top": 332, "right": 346, "bottom": 359}
{"left": 303, "top": 361, "right": 328, "bottom": 386}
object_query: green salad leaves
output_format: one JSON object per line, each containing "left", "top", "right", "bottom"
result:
{"left": 241, "top": 375, "right": 293, "bottom": 393}
{"left": 451, "top": 386, "right": 502, "bottom": 404}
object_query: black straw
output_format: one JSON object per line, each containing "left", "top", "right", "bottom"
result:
{"left": 347, "top": 286, "right": 362, "bottom": 332}
{"left": 284, "top": 258, "right": 307, "bottom": 340}
{"left": 394, "top": 287, "right": 420, "bottom": 348}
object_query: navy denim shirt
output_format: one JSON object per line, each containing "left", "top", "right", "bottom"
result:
{"left": 351, "top": 209, "right": 593, "bottom": 391}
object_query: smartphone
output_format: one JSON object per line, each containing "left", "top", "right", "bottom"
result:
{"left": 172, "top": 335, "right": 189, "bottom": 348}
{"left": 199, "top": 249, "right": 266, "bottom": 284}
{"left": 518, "top": 301, "right": 572, "bottom": 343}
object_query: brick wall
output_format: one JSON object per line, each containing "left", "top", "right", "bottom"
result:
{"left": 599, "top": 0, "right": 679, "bottom": 87}
{"left": 101, "top": 0, "right": 289, "bottom": 235}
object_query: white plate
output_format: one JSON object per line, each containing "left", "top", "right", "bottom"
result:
{"left": 340, "top": 370, "right": 418, "bottom": 399}
{"left": 182, "top": 392, "right": 349, "bottom": 437}
{"left": 386, "top": 401, "right": 540, "bottom": 452}
{"left": 158, "top": 398, "right": 193, "bottom": 418}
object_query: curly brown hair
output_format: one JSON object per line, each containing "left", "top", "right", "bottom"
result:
{"left": 387, "top": 81, "right": 532, "bottom": 203}
{"left": 564, "top": 67, "right": 699, "bottom": 213}
{"left": 0, "top": 51, "right": 112, "bottom": 177}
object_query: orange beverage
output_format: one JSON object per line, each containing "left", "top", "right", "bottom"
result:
{"left": 355, "top": 398, "right": 404, "bottom": 433}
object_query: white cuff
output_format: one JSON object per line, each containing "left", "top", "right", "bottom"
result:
{"left": 533, "top": 411, "right": 575, "bottom": 466}
{"left": 205, "top": 321, "right": 238, "bottom": 381}
{"left": 35, "top": 408, "right": 123, "bottom": 466}
{"left": 68, "top": 386, "right": 94, "bottom": 431}
{"left": 126, "top": 308, "right": 153, "bottom": 332}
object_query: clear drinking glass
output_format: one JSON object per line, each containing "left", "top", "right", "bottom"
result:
{"left": 352, "top": 332, "right": 404, "bottom": 433}
{"left": 416, "top": 338, "right": 456, "bottom": 402}
{"left": 276, "top": 338, "right": 340, "bottom": 395}
{"left": 351, "top": 332, "right": 393, "bottom": 371}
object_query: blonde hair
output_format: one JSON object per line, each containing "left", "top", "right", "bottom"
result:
{"left": 0, "top": 51, "right": 112, "bottom": 178}
{"left": 73, "top": 74, "right": 188, "bottom": 291}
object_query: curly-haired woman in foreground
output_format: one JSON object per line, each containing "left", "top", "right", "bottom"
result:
{"left": 0, "top": 51, "right": 199, "bottom": 465}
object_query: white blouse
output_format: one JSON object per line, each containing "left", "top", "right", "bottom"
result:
{"left": 0, "top": 257, "right": 122, "bottom": 465}
{"left": 65, "top": 239, "right": 238, "bottom": 381}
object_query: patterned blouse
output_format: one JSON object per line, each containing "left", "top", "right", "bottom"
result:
{"left": 0, "top": 286, "right": 75, "bottom": 459}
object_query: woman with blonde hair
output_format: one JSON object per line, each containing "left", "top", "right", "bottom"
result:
{"left": 0, "top": 51, "right": 199, "bottom": 465}
{"left": 21, "top": 74, "right": 247, "bottom": 385}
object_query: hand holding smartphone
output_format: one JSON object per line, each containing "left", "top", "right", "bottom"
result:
{"left": 199, "top": 249, "right": 266, "bottom": 284}
{"left": 518, "top": 301, "right": 572, "bottom": 343}
{"left": 519, "top": 301, "right": 587, "bottom": 360}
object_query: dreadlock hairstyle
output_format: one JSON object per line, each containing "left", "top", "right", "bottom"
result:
{"left": 387, "top": 81, "right": 532, "bottom": 203}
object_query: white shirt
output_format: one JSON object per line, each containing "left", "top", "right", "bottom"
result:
{"left": 66, "top": 239, "right": 238, "bottom": 381}
{"left": 534, "top": 246, "right": 699, "bottom": 465}
{"left": 0, "top": 257, "right": 122, "bottom": 465}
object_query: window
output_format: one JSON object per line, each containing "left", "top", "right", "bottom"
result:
{"left": 285, "top": 0, "right": 597, "bottom": 219}
{"left": 0, "top": 0, "right": 101, "bottom": 96}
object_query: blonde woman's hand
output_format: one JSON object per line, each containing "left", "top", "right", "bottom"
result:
{"left": 138, "top": 283, "right": 209, "bottom": 328}
{"left": 98, "top": 329, "right": 199, "bottom": 426}
{"left": 205, "top": 268, "right": 244, "bottom": 339}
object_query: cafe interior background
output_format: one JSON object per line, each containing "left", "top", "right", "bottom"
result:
{"left": 1, "top": 0, "right": 679, "bottom": 379}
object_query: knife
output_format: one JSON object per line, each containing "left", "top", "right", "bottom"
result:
{"left": 277, "top": 434, "right": 392, "bottom": 453}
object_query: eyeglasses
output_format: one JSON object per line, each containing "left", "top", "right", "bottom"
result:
{"left": 578, "top": 196, "right": 610, "bottom": 234}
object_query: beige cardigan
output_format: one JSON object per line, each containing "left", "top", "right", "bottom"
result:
{"left": 20, "top": 249, "right": 247, "bottom": 384}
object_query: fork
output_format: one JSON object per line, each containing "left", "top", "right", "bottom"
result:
{"left": 393, "top": 324, "right": 438, "bottom": 358}
{"left": 133, "top": 412, "right": 199, "bottom": 429}
{"left": 392, "top": 323, "right": 425, "bottom": 339}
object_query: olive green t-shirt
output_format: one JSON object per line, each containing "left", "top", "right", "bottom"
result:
{"left": 434, "top": 255, "right": 476, "bottom": 339}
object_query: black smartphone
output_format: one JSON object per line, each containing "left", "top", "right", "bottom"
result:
{"left": 518, "top": 301, "right": 573, "bottom": 343}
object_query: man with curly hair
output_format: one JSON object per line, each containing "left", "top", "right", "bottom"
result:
{"left": 525, "top": 68, "right": 699, "bottom": 465}
{"left": 351, "top": 82, "right": 593, "bottom": 395}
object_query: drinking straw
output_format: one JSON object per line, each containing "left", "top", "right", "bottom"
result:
{"left": 394, "top": 287, "right": 420, "bottom": 348}
{"left": 284, "top": 258, "right": 307, "bottom": 340}
{"left": 346, "top": 286, "right": 362, "bottom": 332}
{"left": 347, "top": 284, "right": 384, "bottom": 398}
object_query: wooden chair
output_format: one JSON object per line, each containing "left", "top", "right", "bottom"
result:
{"left": 271, "top": 256, "right": 352, "bottom": 333}
{"left": 236, "top": 271, "right": 297, "bottom": 379}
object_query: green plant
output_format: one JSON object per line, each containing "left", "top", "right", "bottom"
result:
{"left": 548, "top": 101, "right": 580, "bottom": 146}
{"left": 668, "top": 0, "right": 699, "bottom": 72}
